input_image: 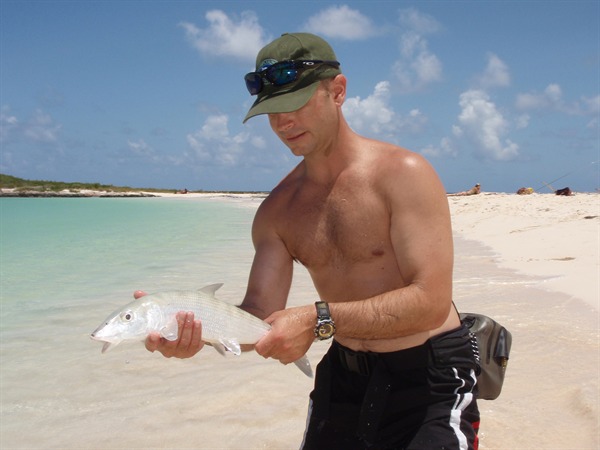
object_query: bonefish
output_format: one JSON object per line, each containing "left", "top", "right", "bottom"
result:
{"left": 91, "top": 283, "right": 313, "bottom": 377}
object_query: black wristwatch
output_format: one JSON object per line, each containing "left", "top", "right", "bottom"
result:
{"left": 314, "top": 301, "right": 336, "bottom": 340}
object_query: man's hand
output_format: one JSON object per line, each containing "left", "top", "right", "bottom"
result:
{"left": 254, "top": 305, "right": 315, "bottom": 365}
{"left": 134, "top": 290, "right": 205, "bottom": 359}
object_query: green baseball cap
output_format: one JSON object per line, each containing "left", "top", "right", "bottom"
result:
{"left": 243, "top": 33, "right": 342, "bottom": 123}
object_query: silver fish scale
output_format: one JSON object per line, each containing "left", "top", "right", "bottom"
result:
{"left": 151, "top": 290, "right": 270, "bottom": 343}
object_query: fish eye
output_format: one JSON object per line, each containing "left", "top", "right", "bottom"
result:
{"left": 120, "top": 311, "right": 134, "bottom": 321}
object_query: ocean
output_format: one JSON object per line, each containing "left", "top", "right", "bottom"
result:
{"left": 0, "top": 197, "right": 597, "bottom": 449}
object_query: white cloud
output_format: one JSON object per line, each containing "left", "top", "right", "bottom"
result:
{"left": 0, "top": 105, "right": 19, "bottom": 143}
{"left": 179, "top": 10, "right": 268, "bottom": 63}
{"left": 581, "top": 95, "right": 599, "bottom": 129}
{"left": 127, "top": 139, "right": 155, "bottom": 158}
{"left": 412, "top": 49, "right": 443, "bottom": 85}
{"left": 516, "top": 83, "right": 564, "bottom": 111}
{"left": 516, "top": 85, "right": 600, "bottom": 120}
{"left": 426, "top": 53, "right": 513, "bottom": 161}
{"left": 250, "top": 135, "right": 266, "bottom": 149}
{"left": 515, "top": 114, "right": 530, "bottom": 129}
{"left": 545, "top": 83, "right": 562, "bottom": 102}
{"left": 0, "top": 108, "right": 64, "bottom": 172}
{"left": 476, "top": 53, "right": 510, "bottom": 88}
{"left": 391, "top": 9, "right": 443, "bottom": 93}
{"left": 303, "top": 5, "right": 377, "bottom": 40}
{"left": 516, "top": 92, "right": 544, "bottom": 110}
{"left": 344, "top": 82, "right": 394, "bottom": 133}
{"left": 456, "top": 89, "right": 519, "bottom": 161}
{"left": 23, "top": 109, "right": 61, "bottom": 144}
{"left": 343, "top": 81, "right": 427, "bottom": 139}
{"left": 581, "top": 95, "right": 600, "bottom": 114}
{"left": 421, "top": 137, "right": 457, "bottom": 158}
{"left": 186, "top": 114, "right": 251, "bottom": 166}
{"left": 399, "top": 8, "right": 441, "bottom": 34}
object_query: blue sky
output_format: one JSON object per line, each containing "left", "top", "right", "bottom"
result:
{"left": 1, "top": 1, "right": 598, "bottom": 192}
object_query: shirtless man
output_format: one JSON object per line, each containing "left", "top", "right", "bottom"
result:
{"left": 145, "top": 33, "right": 480, "bottom": 449}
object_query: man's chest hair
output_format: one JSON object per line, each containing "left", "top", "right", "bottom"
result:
{"left": 281, "top": 188, "right": 391, "bottom": 268}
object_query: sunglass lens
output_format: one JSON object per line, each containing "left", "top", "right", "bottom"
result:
{"left": 267, "top": 62, "right": 298, "bottom": 86}
{"left": 244, "top": 73, "right": 262, "bottom": 95}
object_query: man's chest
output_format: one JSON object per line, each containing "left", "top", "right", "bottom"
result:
{"left": 278, "top": 189, "right": 391, "bottom": 268}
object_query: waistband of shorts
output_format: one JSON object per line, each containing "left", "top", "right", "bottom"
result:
{"left": 332, "top": 324, "right": 470, "bottom": 376}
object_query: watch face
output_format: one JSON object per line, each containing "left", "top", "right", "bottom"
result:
{"left": 318, "top": 323, "right": 334, "bottom": 338}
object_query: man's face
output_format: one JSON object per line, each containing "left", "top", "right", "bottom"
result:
{"left": 268, "top": 81, "right": 339, "bottom": 157}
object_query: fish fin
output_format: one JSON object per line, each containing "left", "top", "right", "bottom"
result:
{"left": 219, "top": 338, "right": 241, "bottom": 356}
{"left": 211, "top": 342, "right": 227, "bottom": 356}
{"left": 294, "top": 355, "right": 314, "bottom": 378}
{"left": 101, "top": 342, "right": 116, "bottom": 353}
{"left": 198, "top": 283, "right": 224, "bottom": 297}
{"left": 159, "top": 318, "right": 179, "bottom": 341}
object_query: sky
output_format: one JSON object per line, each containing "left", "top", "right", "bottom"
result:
{"left": 1, "top": 1, "right": 598, "bottom": 193}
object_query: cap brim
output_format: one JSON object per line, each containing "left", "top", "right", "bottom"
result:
{"left": 243, "top": 81, "right": 320, "bottom": 123}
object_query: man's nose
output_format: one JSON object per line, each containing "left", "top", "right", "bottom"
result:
{"left": 271, "top": 113, "right": 294, "bottom": 132}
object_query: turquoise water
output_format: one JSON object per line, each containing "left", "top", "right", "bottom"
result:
{"left": 0, "top": 197, "right": 261, "bottom": 342}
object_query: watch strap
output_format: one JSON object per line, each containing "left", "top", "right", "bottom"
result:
{"left": 316, "top": 301, "right": 331, "bottom": 320}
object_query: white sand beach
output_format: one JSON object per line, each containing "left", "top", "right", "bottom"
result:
{"left": 448, "top": 192, "right": 599, "bottom": 310}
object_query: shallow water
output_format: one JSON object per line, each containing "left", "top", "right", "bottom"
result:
{"left": 0, "top": 198, "right": 597, "bottom": 449}
{"left": 453, "top": 239, "right": 599, "bottom": 449}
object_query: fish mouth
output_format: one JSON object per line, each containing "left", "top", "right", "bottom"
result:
{"left": 90, "top": 332, "right": 119, "bottom": 353}
{"left": 90, "top": 335, "right": 116, "bottom": 353}
{"left": 90, "top": 331, "right": 107, "bottom": 341}
{"left": 90, "top": 323, "right": 113, "bottom": 341}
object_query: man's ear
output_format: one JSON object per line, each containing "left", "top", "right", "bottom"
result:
{"left": 331, "top": 74, "right": 347, "bottom": 106}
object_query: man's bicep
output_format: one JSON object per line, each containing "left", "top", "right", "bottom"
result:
{"left": 388, "top": 161, "right": 453, "bottom": 299}
{"left": 241, "top": 208, "right": 294, "bottom": 319}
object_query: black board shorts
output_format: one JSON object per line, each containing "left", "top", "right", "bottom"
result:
{"left": 300, "top": 325, "right": 480, "bottom": 450}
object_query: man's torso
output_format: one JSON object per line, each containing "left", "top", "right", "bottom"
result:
{"left": 267, "top": 144, "right": 458, "bottom": 352}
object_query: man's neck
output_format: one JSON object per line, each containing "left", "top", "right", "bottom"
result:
{"left": 302, "top": 123, "right": 358, "bottom": 185}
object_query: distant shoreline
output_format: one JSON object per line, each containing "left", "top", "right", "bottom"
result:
{"left": 0, "top": 188, "right": 269, "bottom": 199}
{"left": 2, "top": 187, "right": 595, "bottom": 198}
{"left": 0, "top": 189, "right": 158, "bottom": 198}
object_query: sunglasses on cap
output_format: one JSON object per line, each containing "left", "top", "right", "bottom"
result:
{"left": 244, "top": 60, "right": 340, "bottom": 96}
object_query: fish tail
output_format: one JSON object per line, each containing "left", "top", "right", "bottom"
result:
{"left": 294, "top": 355, "right": 313, "bottom": 378}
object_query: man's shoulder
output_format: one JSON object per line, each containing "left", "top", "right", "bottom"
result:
{"left": 365, "top": 141, "right": 432, "bottom": 179}
{"left": 265, "top": 169, "right": 301, "bottom": 203}
{"left": 361, "top": 141, "right": 445, "bottom": 204}
{"left": 255, "top": 171, "right": 300, "bottom": 219}
{"left": 356, "top": 136, "right": 420, "bottom": 163}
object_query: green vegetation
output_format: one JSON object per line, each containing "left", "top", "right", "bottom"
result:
{"left": 0, "top": 174, "right": 171, "bottom": 193}
{"left": 0, "top": 174, "right": 269, "bottom": 195}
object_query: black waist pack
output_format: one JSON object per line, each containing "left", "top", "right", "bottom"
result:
{"left": 459, "top": 312, "right": 512, "bottom": 400}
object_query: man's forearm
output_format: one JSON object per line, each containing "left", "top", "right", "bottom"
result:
{"left": 328, "top": 285, "right": 451, "bottom": 340}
